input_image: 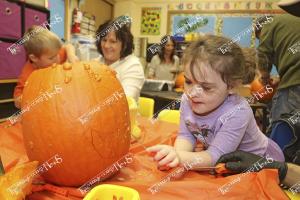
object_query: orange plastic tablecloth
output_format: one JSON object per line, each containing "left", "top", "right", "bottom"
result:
{"left": 0, "top": 117, "right": 289, "bottom": 200}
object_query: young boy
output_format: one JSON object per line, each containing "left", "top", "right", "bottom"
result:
{"left": 13, "top": 26, "right": 78, "bottom": 108}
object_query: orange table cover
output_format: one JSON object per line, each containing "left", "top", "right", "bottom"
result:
{"left": 0, "top": 117, "right": 289, "bottom": 200}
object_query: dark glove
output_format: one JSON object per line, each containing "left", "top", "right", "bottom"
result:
{"left": 216, "top": 150, "right": 288, "bottom": 182}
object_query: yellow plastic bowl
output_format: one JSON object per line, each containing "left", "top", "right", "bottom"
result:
{"left": 83, "top": 184, "right": 140, "bottom": 200}
{"left": 126, "top": 96, "right": 141, "bottom": 139}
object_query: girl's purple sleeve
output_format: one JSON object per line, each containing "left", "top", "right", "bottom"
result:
{"left": 177, "top": 94, "right": 196, "bottom": 146}
{"left": 207, "top": 106, "right": 253, "bottom": 165}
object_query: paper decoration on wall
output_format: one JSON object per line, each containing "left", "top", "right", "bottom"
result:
{"left": 177, "top": 17, "right": 209, "bottom": 33}
{"left": 265, "top": 2, "right": 273, "bottom": 9}
{"left": 215, "top": 17, "right": 223, "bottom": 36}
{"left": 171, "top": 15, "right": 216, "bottom": 36}
{"left": 168, "top": 1, "right": 280, "bottom": 11}
{"left": 224, "top": 2, "right": 230, "bottom": 9}
{"left": 256, "top": 2, "right": 262, "bottom": 9}
{"left": 187, "top": 3, "right": 193, "bottom": 10}
{"left": 141, "top": 7, "right": 161, "bottom": 35}
{"left": 246, "top": 2, "right": 251, "bottom": 10}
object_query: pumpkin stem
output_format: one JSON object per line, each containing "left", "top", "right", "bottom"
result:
{"left": 0, "top": 156, "right": 4, "bottom": 176}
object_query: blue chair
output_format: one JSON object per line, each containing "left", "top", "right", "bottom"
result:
{"left": 269, "top": 121, "right": 294, "bottom": 150}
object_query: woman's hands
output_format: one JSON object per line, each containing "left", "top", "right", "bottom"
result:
{"left": 147, "top": 145, "right": 180, "bottom": 168}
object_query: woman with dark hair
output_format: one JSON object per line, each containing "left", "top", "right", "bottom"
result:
{"left": 95, "top": 16, "right": 145, "bottom": 102}
{"left": 148, "top": 35, "right": 180, "bottom": 81}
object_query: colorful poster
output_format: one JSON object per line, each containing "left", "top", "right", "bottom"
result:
{"left": 172, "top": 15, "right": 216, "bottom": 36}
{"left": 141, "top": 7, "right": 161, "bottom": 35}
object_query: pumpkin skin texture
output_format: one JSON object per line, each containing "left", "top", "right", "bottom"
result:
{"left": 250, "top": 78, "right": 276, "bottom": 103}
{"left": 21, "top": 61, "right": 131, "bottom": 187}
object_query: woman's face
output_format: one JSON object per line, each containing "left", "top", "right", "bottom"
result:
{"left": 100, "top": 31, "right": 122, "bottom": 65}
{"left": 164, "top": 40, "right": 174, "bottom": 55}
{"left": 184, "top": 62, "right": 231, "bottom": 116}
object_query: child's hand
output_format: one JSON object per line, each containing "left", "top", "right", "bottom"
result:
{"left": 64, "top": 43, "right": 79, "bottom": 63}
{"left": 14, "top": 95, "right": 22, "bottom": 109}
{"left": 68, "top": 55, "right": 79, "bottom": 63}
{"left": 146, "top": 145, "right": 180, "bottom": 168}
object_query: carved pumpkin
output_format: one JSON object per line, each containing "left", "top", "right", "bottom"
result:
{"left": 0, "top": 161, "right": 38, "bottom": 200}
{"left": 21, "top": 61, "right": 131, "bottom": 187}
{"left": 175, "top": 72, "right": 185, "bottom": 89}
{"left": 250, "top": 78, "right": 276, "bottom": 103}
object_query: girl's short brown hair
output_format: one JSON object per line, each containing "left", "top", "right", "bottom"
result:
{"left": 95, "top": 16, "right": 133, "bottom": 59}
{"left": 183, "top": 35, "right": 247, "bottom": 88}
{"left": 242, "top": 48, "right": 257, "bottom": 84}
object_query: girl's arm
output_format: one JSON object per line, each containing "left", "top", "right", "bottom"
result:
{"left": 175, "top": 138, "right": 213, "bottom": 167}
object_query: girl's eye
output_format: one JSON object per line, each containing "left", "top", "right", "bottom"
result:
{"left": 202, "top": 87, "right": 211, "bottom": 91}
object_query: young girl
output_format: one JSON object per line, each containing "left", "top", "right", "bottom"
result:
{"left": 147, "top": 35, "right": 284, "bottom": 169}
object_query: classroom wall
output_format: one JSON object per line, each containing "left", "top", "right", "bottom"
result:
{"left": 79, "top": 0, "right": 113, "bottom": 28}
{"left": 114, "top": 0, "right": 281, "bottom": 43}
{"left": 49, "top": 0, "right": 65, "bottom": 39}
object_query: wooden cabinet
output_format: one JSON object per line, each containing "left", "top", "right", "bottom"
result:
{"left": 0, "top": 79, "right": 18, "bottom": 123}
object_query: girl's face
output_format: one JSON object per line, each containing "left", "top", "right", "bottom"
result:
{"left": 184, "top": 62, "right": 232, "bottom": 116}
{"left": 100, "top": 31, "right": 122, "bottom": 65}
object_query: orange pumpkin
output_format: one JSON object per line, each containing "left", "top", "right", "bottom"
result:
{"left": 21, "top": 61, "right": 131, "bottom": 187}
{"left": 175, "top": 72, "right": 185, "bottom": 89}
{"left": 250, "top": 78, "right": 276, "bottom": 103}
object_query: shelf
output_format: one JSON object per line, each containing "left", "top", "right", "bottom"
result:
{"left": 0, "top": 99, "right": 14, "bottom": 104}
{"left": 0, "top": 79, "right": 18, "bottom": 84}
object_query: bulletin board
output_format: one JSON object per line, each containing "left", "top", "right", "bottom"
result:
{"left": 141, "top": 7, "right": 161, "bottom": 35}
{"left": 167, "top": 10, "right": 282, "bottom": 48}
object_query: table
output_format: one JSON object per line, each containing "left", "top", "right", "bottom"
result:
{"left": 0, "top": 117, "right": 288, "bottom": 200}
{"left": 141, "top": 90, "right": 269, "bottom": 133}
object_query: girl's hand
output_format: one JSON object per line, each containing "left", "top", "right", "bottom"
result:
{"left": 146, "top": 145, "right": 180, "bottom": 168}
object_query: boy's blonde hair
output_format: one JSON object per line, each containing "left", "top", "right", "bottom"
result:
{"left": 23, "top": 25, "right": 62, "bottom": 57}
{"left": 183, "top": 35, "right": 247, "bottom": 88}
